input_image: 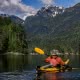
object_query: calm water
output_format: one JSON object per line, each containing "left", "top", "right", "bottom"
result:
{"left": 0, "top": 54, "right": 80, "bottom": 80}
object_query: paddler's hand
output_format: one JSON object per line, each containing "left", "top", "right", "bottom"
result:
{"left": 65, "top": 59, "right": 70, "bottom": 65}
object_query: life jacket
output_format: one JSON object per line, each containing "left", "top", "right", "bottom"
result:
{"left": 45, "top": 57, "right": 65, "bottom": 66}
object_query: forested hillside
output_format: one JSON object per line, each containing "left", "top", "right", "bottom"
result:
{"left": 0, "top": 17, "right": 28, "bottom": 54}
{"left": 24, "top": 3, "right": 80, "bottom": 54}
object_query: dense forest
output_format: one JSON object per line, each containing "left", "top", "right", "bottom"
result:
{"left": 0, "top": 17, "right": 28, "bottom": 54}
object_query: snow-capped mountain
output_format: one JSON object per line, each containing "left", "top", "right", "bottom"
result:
{"left": 37, "top": 6, "right": 65, "bottom": 17}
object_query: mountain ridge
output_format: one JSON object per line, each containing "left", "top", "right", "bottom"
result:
{"left": 0, "top": 14, "right": 24, "bottom": 24}
{"left": 24, "top": 3, "right": 80, "bottom": 53}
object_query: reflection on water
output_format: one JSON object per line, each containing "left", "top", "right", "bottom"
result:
{"left": 36, "top": 72, "right": 80, "bottom": 80}
{"left": 0, "top": 54, "right": 26, "bottom": 72}
{"left": 0, "top": 54, "right": 80, "bottom": 80}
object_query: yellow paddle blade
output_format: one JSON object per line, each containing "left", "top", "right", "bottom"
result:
{"left": 65, "top": 59, "right": 70, "bottom": 65}
{"left": 34, "top": 47, "right": 44, "bottom": 55}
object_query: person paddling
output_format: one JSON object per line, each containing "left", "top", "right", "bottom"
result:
{"left": 43, "top": 50, "right": 72, "bottom": 71}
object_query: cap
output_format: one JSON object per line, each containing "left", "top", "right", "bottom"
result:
{"left": 50, "top": 50, "right": 58, "bottom": 56}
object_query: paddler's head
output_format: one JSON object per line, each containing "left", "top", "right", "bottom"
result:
{"left": 50, "top": 50, "right": 58, "bottom": 59}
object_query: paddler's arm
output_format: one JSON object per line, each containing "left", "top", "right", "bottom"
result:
{"left": 58, "top": 58, "right": 65, "bottom": 65}
{"left": 45, "top": 57, "right": 51, "bottom": 63}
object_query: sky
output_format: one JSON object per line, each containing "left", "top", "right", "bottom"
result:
{"left": 0, "top": 0, "right": 80, "bottom": 20}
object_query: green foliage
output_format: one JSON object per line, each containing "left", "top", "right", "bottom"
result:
{"left": 0, "top": 17, "right": 28, "bottom": 54}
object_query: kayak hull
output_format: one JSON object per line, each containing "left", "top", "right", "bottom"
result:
{"left": 40, "top": 67, "right": 60, "bottom": 72}
{"left": 36, "top": 66, "right": 62, "bottom": 73}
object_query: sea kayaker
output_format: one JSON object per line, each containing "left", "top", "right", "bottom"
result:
{"left": 43, "top": 50, "right": 72, "bottom": 71}
{"left": 43, "top": 50, "right": 64, "bottom": 68}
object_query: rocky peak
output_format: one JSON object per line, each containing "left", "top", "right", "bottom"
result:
{"left": 36, "top": 5, "right": 65, "bottom": 17}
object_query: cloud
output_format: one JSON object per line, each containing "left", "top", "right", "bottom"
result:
{"left": 40, "top": 0, "right": 54, "bottom": 6}
{"left": 0, "top": 0, "right": 37, "bottom": 20}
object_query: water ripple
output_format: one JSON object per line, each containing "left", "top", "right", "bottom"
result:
{"left": 0, "top": 69, "right": 36, "bottom": 80}
{"left": 0, "top": 70, "right": 80, "bottom": 80}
